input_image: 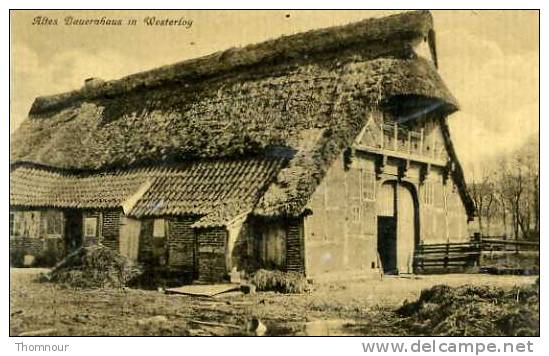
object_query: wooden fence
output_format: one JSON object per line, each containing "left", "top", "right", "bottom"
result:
{"left": 414, "top": 236, "right": 539, "bottom": 274}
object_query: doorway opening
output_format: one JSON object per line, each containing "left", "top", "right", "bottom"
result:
{"left": 376, "top": 181, "right": 419, "bottom": 274}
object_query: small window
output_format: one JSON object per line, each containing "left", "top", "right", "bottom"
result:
{"left": 351, "top": 206, "right": 361, "bottom": 223}
{"left": 45, "top": 211, "right": 63, "bottom": 236}
{"left": 153, "top": 219, "right": 165, "bottom": 238}
{"left": 84, "top": 217, "right": 98, "bottom": 237}
{"left": 362, "top": 171, "right": 376, "bottom": 201}
{"left": 10, "top": 212, "right": 22, "bottom": 237}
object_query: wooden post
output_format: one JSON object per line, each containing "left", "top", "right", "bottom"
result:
{"left": 515, "top": 237, "right": 519, "bottom": 254}
{"left": 380, "top": 122, "right": 384, "bottom": 149}
{"left": 407, "top": 131, "right": 412, "bottom": 155}
{"left": 473, "top": 232, "right": 481, "bottom": 267}
{"left": 420, "top": 128, "right": 424, "bottom": 155}
{"left": 420, "top": 240, "right": 424, "bottom": 271}
{"left": 393, "top": 122, "right": 398, "bottom": 151}
{"left": 444, "top": 242, "right": 449, "bottom": 271}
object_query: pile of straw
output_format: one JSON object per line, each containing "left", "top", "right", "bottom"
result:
{"left": 396, "top": 281, "right": 539, "bottom": 336}
{"left": 250, "top": 269, "right": 309, "bottom": 294}
{"left": 45, "top": 246, "right": 142, "bottom": 289}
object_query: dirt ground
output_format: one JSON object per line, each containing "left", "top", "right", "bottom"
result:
{"left": 9, "top": 268, "right": 537, "bottom": 336}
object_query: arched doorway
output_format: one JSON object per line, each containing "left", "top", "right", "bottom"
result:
{"left": 377, "top": 181, "right": 419, "bottom": 274}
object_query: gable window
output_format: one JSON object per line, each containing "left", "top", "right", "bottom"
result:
{"left": 84, "top": 217, "right": 98, "bottom": 237}
{"left": 153, "top": 219, "right": 166, "bottom": 238}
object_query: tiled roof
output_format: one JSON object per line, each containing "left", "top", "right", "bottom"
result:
{"left": 10, "top": 158, "right": 287, "bottom": 226}
{"left": 9, "top": 167, "right": 149, "bottom": 209}
{"left": 129, "top": 158, "right": 286, "bottom": 218}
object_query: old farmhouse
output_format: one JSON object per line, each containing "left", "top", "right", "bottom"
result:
{"left": 10, "top": 11, "right": 475, "bottom": 281}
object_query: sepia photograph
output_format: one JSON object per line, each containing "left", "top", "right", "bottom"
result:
{"left": 8, "top": 9, "right": 539, "bottom": 339}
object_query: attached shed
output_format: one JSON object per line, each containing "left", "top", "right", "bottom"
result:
{"left": 10, "top": 10, "right": 474, "bottom": 280}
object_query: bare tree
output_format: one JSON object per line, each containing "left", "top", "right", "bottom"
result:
{"left": 467, "top": 135, "right": 539, "bottom": 240}
{"left": 494, "top": 136, "right": 539, "bottom": 240}
{"left": 468, "top": 168, "right": 498, "bottom": 236}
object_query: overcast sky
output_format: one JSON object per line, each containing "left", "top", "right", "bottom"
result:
{"left": 10, "top": 10, "right": 539, "bottom": 175}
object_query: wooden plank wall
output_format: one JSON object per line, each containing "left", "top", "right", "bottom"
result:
{"left": 286, "top": 219, "right": 305, "bottom": 273}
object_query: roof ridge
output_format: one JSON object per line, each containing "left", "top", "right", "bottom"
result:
{"left": 29, "top": 10, "right": 432, "bottom": 115}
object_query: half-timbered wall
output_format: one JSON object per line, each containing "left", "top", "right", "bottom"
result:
{"left": 419, "top": 167, "right": 468, "bottom": 244}
{"left": 304, "top": 155, "right": 379, "bottom": 276}
{"left": 303, "top": 111, "right": 470, "bottom": 277}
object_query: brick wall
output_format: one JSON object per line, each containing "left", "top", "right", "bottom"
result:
{"left": 9, "top": 236, "right": 64, "bottom": 266}
{"left": 196, "top": 228, "right": 227, "bottom": 283}
{"left": 101, "top": 209, "right": 121, "bottom": 250}
{"left": 286, "top": 219, "right": 305, "bottom": 273}
{"left": 10, "top": 237, "right": 48, "bottom": 257}
{"left": 167, "top": 218, "right": 198, "bottom": 274}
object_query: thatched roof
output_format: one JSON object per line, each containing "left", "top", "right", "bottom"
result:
{"left": 26, "top": 10, "right": 438, "bottom": 116}
{"left": 10, "top": 10, "right": 466, "bottom": 220}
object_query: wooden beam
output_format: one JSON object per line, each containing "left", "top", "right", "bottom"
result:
{"left": 353, "top": 144, "right": 447, "bottom": 167}
{"left": 420, "top": 128, "right": 424, "bottom": 155}
{"left": 380, "top": 121, "right": 384, "bottom": 149}
{"left": 407, "top": 131, "right": 412, "bottom": 154}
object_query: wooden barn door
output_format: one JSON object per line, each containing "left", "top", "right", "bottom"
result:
{"left": 396, "top": 185, "right": 416, "bottom": 274}
{"left": 64, "top": 210, "right": 82, "bottom": 254}
{"left": 119, "top": 217, "right": 141, "bottom": 261}
{"left": 377, "top": 182, "right": 418, "bottom": 275}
